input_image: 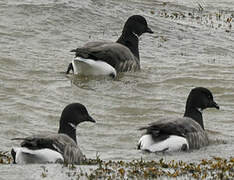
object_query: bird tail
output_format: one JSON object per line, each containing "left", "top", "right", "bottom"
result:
{"left": 11, "top": 138, "right": 26, "bottom": 141}
{"left": 70, "top": 49, "right": 77, "bottom": 52}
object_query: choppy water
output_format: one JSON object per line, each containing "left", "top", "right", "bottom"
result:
{"left": 0, "top": 0, "right": 233, "bottom": 179}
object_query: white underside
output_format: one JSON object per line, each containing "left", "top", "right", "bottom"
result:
{"left": 72, "top": 57, "right": 116, "bottom": 77}
{"left": 138, "top": 134, "right": 189, "bottom": 152}
{"left": 13, "top": 147, "right": 64, "bottom": 164}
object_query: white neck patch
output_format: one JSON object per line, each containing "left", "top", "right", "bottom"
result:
{"left": 197, "top": 108, "right": 203, "bottom": 114}
{"left": 68, "top": 123, "right": 76, "bottom": 130}
{"left": 132, "top": 32, "right": 139, "bottom": 39}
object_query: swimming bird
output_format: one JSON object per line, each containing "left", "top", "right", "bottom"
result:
{"left": 66, "top": 15, "right": 153, "bottom": 78}
{"left": 11, "top": 103, "right": 95, "bottom": 164}
{"left": 138, "top": 87, "right": 219, "bottom": 152}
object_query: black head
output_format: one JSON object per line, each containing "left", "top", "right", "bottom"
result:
{"left": 186, "top": 87, "right": 219, "bottom": 110}
{"left": 117, "top": 15, "right": 153, "bottom": 59}
{"left": 184, "top": 87, "right": 219, "bottom": 129}
{"left": 60, "top": 103, "right": 95, "bottom": 127}
{"left": 58, "top": 103, "right": 95, "bottom": 142}
{"left": 123, "top": 15, "right": 153, "bottom": 36}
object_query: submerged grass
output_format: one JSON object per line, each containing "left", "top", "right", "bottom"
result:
{"left": 1, "top": 151, "right": 233, "bottom": 179}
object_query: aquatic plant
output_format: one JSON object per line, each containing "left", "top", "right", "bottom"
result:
{"left": 1, "top": 151, "right": 233, "bottom": 179}
{"left": 0, "top": 151, "right": 12, "bottom": 164}
{"left": 150, "top": 9, "right": 232, "bottom": 33}
{"left": 40, "top": 166, "right": 48, "bottom": 178}
{"left": 66, "top": 156, "right": 234, "bottom": 179}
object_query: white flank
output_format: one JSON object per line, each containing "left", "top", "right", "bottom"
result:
{"left": 138, "top": 134, "right": 155, "bottom": 150}
{"left": 13, "top": 147, "right": 64, "bottom": 164}
{"left": 138, "top": 135, "right": 189, "bottom": 152}
{"left": 72, "top": 57, "right": 116, "bottom": 77}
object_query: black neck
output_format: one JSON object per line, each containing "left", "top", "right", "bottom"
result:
{"left": 116, "top": 31, "right": 139, "bottom": 60}
{"left": 58, "top": 123, "right": 77, "bottom": 143}
{"left": 184, "top": 107, "right": 204, "bottom": 129}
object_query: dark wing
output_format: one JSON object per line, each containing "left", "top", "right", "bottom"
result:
{"left": 61, "top": 144, "right": 85, "bottom": 164}
{"left": 12, "top": 133, "right": 85, "bottom": 164}
{"left": 12, "top": 134, "right": 76, "bottom": 151}
{"left": 139, "top": 117, "right": 209, "bottom": 149}
{"left": 139, "top": 117, "right": 193, "bottom": 137}
{"left": 71, "top": 42, "right": 140, "bottom": 72}
{"left": 52, "top": 135, "right": 85, "bottom": 164}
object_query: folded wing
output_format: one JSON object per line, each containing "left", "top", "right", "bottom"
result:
{"left": 12, "top": 133, "right": 85, "bottom": 164}
{"left": 71, "top": 42, "right": 139, "bottom": 72}
{"left": 139, "top": 117, "right": 209, "bottom": 149}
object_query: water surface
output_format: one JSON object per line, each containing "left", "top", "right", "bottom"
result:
{"left": 0, "top": 0, "right": 233, "bottom": 179}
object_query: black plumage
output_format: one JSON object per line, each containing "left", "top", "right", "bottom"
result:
{"left": 67, "top": 15, "right": 153, "bottom": 74}
{"left": 138, "top": 87, "right": 219, "bottom": 151}
{"left": 11, "top": 103, "right": 95, "bottom": 164}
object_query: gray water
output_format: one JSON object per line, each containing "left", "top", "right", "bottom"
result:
{"left": 0, "top": 0, "right": 233, "bottom": 179}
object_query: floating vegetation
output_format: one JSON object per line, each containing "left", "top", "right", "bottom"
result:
{"left": 63, "top": 156, "right": 234, "bottom": 179}
{"left": 151, "top": 9, "right": 233, "bottom": 33}
{"left": 0, "top": 151, "right": 12, "bottom": 164}
{"left": 1, "top": 151, "right": 233, "bottom": 179}
{"left": 40, "top": 166, "right": 48, "bottom": 178}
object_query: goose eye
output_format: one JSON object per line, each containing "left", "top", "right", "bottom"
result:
{"left": 207, "top": 94, "right": 212, "bottom": 100}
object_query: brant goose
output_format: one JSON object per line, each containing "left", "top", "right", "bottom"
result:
{"left": 11, "top": 103, "right": 95, "bottom": 164}
{"left": 138, "top": 87, "right": 219, "bottom": 152}
{"left": 66, "top": 15, "right": 153, "bottom": 78}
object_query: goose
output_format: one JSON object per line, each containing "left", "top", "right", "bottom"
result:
{"left": 138, "top": 87, "right": 219, "bottom": 152}
{"left": 11, "top": 103, "right": 95, "bottom": 164}
{"left": 66, "top": 15, "right": 153, "bottom": 78}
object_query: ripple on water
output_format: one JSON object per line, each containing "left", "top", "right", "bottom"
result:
{"left": 0, "top": 0, "right": 234, "bottom": 179}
